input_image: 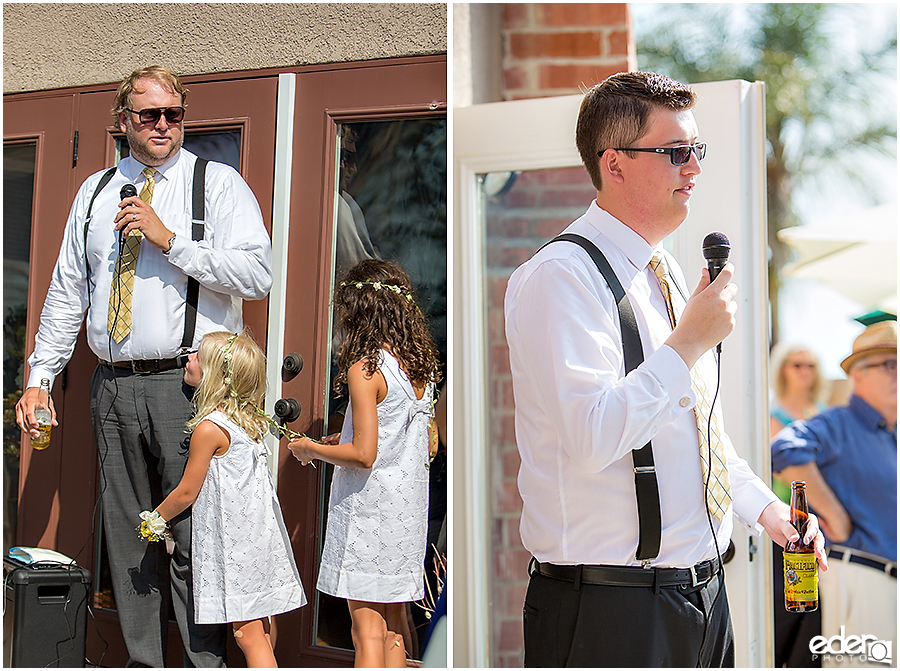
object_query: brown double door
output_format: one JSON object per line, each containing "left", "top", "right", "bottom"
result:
{"left": 3, "top": 55, "right": 446, "bottom": 667}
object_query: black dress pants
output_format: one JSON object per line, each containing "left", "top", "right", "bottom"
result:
{"left": 523, "top": 568, "right": 734, "bottom": 667}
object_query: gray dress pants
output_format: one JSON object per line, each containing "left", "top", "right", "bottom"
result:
{"left": 91, "top": 364, "right": 227, "bottom": 667}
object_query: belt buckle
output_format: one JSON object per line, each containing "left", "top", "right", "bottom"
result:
{"left": 689, "top": 564, "right": 709, "bottom": 587}
{"left": 131, "top": 359, "right": 152, "bottom": 374}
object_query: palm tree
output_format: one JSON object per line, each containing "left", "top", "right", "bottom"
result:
{"left": 635, "top": 3, "right": 897, "bottom": 342}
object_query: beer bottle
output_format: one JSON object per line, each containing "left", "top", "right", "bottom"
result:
{"left": 30, "top": 378, "right": 52, "bottom": 450}
{"left": 783, "top": 480, "right": 818, "bottom": 612}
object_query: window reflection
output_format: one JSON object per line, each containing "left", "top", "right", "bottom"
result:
{"left": 3, "top": 142, "right": 36, "bottom": 558}
{"left": 317, "top": 118, "right": 447, "bottom": 660}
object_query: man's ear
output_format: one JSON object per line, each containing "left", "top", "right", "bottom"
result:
{"left": 602, "top": 148, "right": 625, "bottom": 184}
{"left": 117, "top": 112, "right": 128, "bottom": 135}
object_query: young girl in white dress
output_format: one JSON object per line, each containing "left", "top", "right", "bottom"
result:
{"left": 289, "top": 259, "right": 440, "bottom": 667}
{"left": 139, "top": 330, "right": 307, "bottom": 667}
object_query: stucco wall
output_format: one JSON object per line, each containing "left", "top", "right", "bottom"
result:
{"left": 3, "top": 3, "right": 447, "bottom": 93}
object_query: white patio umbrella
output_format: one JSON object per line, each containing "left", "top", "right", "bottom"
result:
{"left": 777, "top": 201, "right": 897, "bottom": 312}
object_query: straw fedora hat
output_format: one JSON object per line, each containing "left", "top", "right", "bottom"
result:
{"left": 840, "top": 320, "right": 898, "bottom": 374}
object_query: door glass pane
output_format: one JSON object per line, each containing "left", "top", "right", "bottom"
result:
{"left": 3, "top": 142, "right": 36, "bottom": 558}
{"left": 481, "top": 166, "right": 596, "bottom": 667}
{"left": 315, "top": 117, "right": 447, "bottom": 660}
{"left": 96, "top": 128, "right": 243, "bottom": 613}
{"left": 116, "top": 129, "right": 242, "bottom": 170}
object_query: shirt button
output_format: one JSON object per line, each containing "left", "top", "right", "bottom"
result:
{"left": 679, "top": 397, "right": 691, "bottom": 408}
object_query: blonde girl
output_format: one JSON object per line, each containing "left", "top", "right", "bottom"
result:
{"left": 289, "top": 259, "right": 440, "bottom": 667}
{"left": 140, "top": 330, "right": 306, "bottom": 667}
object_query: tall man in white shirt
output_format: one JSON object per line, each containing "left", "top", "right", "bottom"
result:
{"left": 16, "top": 66, "right": 272, "bottom": 667}
{"left": 505, "top": 71, "right": 827, "bottom": 667}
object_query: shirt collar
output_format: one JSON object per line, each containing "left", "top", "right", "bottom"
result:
{"left": 584, "top": 200, "right": 655, "bottom": 271}
{"left": 124, "top": 148, "right": 185, "bottom": 182}
{"left": 848, "top": 393, "right": 891, "bottom": 432}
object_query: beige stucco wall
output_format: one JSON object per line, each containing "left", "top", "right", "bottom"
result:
{"left": 3, "top": 3, "right": 447, "bottom": 93}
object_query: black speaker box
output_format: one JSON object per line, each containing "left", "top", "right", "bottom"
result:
{"left": 3, "top": 558, "right": 91, "bottom": 667}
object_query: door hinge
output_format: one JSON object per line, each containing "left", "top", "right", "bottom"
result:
{"left": 73, "top": 130, "right": 79, "bottom": 167}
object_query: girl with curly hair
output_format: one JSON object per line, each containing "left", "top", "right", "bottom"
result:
{"left": 290, "top": 258, "right": 441, "bottom": 667}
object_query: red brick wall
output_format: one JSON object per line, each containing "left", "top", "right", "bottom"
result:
{"left": 503, "top": 3, "right": 633, "bottom": 100}
{"left": 487, "top": 4, "right": 635, "bottom": 667}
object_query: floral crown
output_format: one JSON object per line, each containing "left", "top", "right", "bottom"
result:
{"left": 341, "top": 279, "right": 414, "bottom": 303}
{"left": 222, "top": 333, "right": 239, "bottom": 396}
{"left": 341, "top": 279, "right": 425, "bottom": 316}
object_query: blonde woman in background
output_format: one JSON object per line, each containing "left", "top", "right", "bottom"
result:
{"left": 770, "top": 343, "right": 828, "bottom": 439}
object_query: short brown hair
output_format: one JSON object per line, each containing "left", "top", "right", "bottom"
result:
{"left": 111, "top": 66, "right": 188, "bottom": 120}
{"left": 575, "top": 71, "right": 696, "bottom": 191}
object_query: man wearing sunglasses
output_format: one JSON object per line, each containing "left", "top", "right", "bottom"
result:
{"left": 16, "top": 66, "right": 272, "bottom": 667}
{"left": 505, "top": 71, "right": 826, "bottom": 667}
{"left": 773, "top": 321, "right": 897, "bottom": 665}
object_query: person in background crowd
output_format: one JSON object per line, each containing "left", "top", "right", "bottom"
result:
{"left": 773, "top": 320, "right": 897, "bottom": 668}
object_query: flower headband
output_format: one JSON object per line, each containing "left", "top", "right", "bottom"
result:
{"left": 222, "top": 333, "right": 238, "bottom": 393}
{"left": 341, "top": 280, "right": 414, "bottom": 303}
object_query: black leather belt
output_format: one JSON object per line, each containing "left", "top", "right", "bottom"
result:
{"left": 99, "top": 354, "right": 190, "bottom": 375}
{"left": 827, "top": 547, "right": 897, "bottom": 578}
{"left": 529, "top": 556, "right": 721, "bottom": 588}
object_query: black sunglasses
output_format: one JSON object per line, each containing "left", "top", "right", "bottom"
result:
{"left": 126, "top": 106, "right": 185, "bottom": 125}
{"left": 605, "top": 142, "right": 707, "bottom": 166}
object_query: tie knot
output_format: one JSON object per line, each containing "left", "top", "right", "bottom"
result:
{"left": 649, "top": 250, "right": 670, "bottom": 282}
{"left": 140, "top": 167, "right": 156, "bottom": 205}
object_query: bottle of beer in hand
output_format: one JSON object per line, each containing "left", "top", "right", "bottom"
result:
{"left": 30, "top": 378, "right": 52, "bottom": 451}
{"left": 784, "top": 480, "right": 818, "bottom": 612}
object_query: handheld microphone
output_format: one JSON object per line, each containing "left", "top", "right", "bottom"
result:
{"left": 702, "top": 232, "right": 730, "bottom": 282}
{"left": 703, "top": 232, "right": 730, "bottom": 353}
{"left": 119, "top": 184, "right": 137, "bottom": 249}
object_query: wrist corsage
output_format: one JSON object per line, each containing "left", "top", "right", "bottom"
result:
{"left": 138, "top": 510, "right": 171, "bottom": 542}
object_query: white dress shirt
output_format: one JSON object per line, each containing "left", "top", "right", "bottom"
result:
{"left": 27, "top": 149, "right": 272, "bottom": 388}
{"left": 505, "top": 201, "right": 775, "bottom": 568}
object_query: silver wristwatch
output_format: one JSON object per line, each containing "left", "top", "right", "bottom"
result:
{"left": 163, "top": 233, "right": 176, "bottom": 255}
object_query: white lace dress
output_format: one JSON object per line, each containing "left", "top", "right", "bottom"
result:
{"left": 316, "top": 351, "right": 434, "bottom": 602}
{"left": 192, "top": 411, "right": 307, "bottom": 624}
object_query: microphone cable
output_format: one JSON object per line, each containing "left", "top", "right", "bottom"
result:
{"left": 696, "top": 345, "right": 726, "bottom": 667}
{"left": 63, "top": 181, "right": 128, "bottom": 666}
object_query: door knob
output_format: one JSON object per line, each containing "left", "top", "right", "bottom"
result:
{"left": 282, "top": 353, "right": 303, "bottom": 380}
{"left": 273, "top": 397, "right": 301, "bottom": 424}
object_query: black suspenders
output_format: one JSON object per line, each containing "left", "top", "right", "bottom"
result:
{"left": 544, "top": 233, "right": 663, "bottom": 562}
{"left": 83, "top": 157, "right": 209, "bottom": 351}
{"left": 182, "top": 157, "right": 208, "bottom": 349}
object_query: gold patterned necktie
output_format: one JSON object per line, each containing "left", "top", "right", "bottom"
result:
{"left": 108, "top": 167, "right": 156, "bottom": 343}
{"left": 650, "top": 250, "right": 732, "bottom": 521}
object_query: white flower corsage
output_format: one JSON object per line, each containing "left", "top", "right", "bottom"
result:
{"left": 138, "top": 510, "right": 171, "bottom": 542}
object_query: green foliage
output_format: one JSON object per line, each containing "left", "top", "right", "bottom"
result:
{"left": 635, "top": 3, "right": 896, "bottom": 339}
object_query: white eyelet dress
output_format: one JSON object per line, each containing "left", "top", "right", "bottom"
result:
{"left": 191, "top": 411, "right": 307, "bottom": 624}
{"left": 316, "top": 350, "right": 434, "bottom": 603}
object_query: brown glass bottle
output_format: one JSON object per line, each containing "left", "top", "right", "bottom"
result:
{"left": 783, "top": 480, "right": 818, "bottom": 612}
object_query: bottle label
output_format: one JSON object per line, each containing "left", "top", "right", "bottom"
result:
{"left": 784, "top": 552, "right": 818, "bottom": 599}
